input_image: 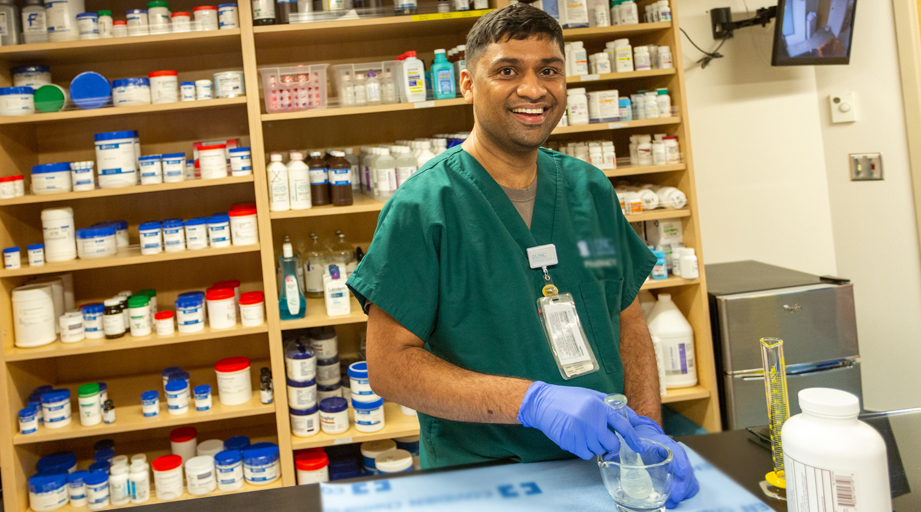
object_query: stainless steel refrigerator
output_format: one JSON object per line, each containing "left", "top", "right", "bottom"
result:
{"left": 706, "top": 261, "right": 862, "bottom": 430}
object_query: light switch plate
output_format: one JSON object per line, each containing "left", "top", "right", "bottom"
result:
{"left": 850, "top": 153, "right": 883, "bottom": 181}
{"left": 831, "top": 93, "right": 858, "bottom": 123}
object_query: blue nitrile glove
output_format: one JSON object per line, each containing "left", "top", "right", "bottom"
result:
{"left": 625, "top": 408, "right": 700, "bottom": 509}
{"left": 517, "top": 381, "right": 643, "bottom": 460}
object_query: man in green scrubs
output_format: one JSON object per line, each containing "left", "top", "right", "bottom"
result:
{"left": 348, "top": 4, "right": 697, "bottom": 507}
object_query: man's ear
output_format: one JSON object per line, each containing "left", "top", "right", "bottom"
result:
{"left": 460, "top": 68, "right": 474, "bottom": 104}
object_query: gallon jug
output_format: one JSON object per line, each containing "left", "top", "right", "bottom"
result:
{"left": 646, "top": 293, "right": 696, "bottom": 388}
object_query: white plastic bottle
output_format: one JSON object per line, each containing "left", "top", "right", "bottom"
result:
{"left": 400, "top": 51, "right": 427, "bottom": 103}
{"left": 644, "top": 91, "right": 659, "bottom": 118}
{"left": 621, "top": 0, "right": 638, "bottom": 24}
{"left": 287, "top": 152, "right": 312, "bottom": 210}
{"left": 567, "top": 88, "right": 589, "bottom": 125}
{"left": 416, "top": 140, "right": 436, "bottom": 169}
{"left": 633, "top": 46, "right": 651, "bottom": 71}
{"left": 782, "top": 388, "right": 892, "bottom": 511}
{"left": 656, "top": 88, "right": 671, "bottom": 117}
{"left": 657, "top": 45, "right": 673, "bottom": 69}
{"left": 109, "top": 464, "right": 130, "bottom": 506}
{"left": 128, "top": 461, "right": 150, "bottom": 504}
{"left": 22, "top": 0, "right": 47, "bottom": 44}
{"left": 393, "top": 146, "right": 417, "bottom": 188}
{"left": 678, "top": 248, "right": 698, "bottom": 278}
{"left": 571, "top": 42, "right": 589, "bottom": 76}
{"left": 646, "top": 293, "right": 696, "bottom": 388}
{"left": 374, "top": 149, "right": 397, "bottom": 201}
{"left": 614, "top": 39, "right": 634, "bottom": 72}
{"left": 562, "top": 0, "right": 589, "bottom": 28}
{"left": 267, "top": 153, "right": 290, "bottom": 211}
{"left": 343, "top": 148, "right": 361, "bottom": 195}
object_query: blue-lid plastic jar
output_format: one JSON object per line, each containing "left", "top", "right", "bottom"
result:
{"left": 290, "top": 404, "right": 319, "bottom": 437}
{"left": 241, "top": 443, "right": 280, "bottom": 485}
{"left": 284, "top": 341, "right": 315, "bottom": 383}
{"left": 70, "top": 72, "right": 111, "bottom": 110}
{"left": 214, "top": 450, "right": 244, "bottom": 491}
{"left": 28, "top": 473, "right": 68, "bottom": 511}
{"left": 36, "top": 452, "right": 77, "bottom": 475}
{"left": 223, "top": 435, "right": 250, "bottom": 452}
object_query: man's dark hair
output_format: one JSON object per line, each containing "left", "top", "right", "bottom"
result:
{"left": 465, "top": 4, "right": 565, "bottom": 72}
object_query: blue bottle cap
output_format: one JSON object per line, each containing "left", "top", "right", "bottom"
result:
{"left": 31, "top": 162, "right": 72, "bottom": 174}
{"left": 164, "top": 380, "right": 187, "bottom": 393}
{"left": 162, "top": 152, "right": 185, "bottom": 159}
{"left": 285, "top": 342, "right": 314, "bottom": 360}
{"left": 317, "top": 383, "right": 340, "bottom": 392}
{"left": 289, "top": 404, "right": 318, "bottom": 416}
{"left": 139, "top": 155, "right": 161, "bottom": 162}
{"left": 162, "top": 366, "right": 182, "bottom": 377}
{"left": 33, "top": 385, "right": 53, "bottom": 394}
{"left": 317, "top": 355, "right": 339, "bottom": 366}
{"left": 286, "top": 378, "right": 316, "bottom": 388}
{"left": 126, "top": 9, "right": 148, "bottom": 14}
{"left": 180, "top": 81, "right": 195, "bottom": 86}
{"left": 320, "top": 397, "right": 348, "bottom": 413}
{"left": 19, "top": 406, "right": 37, "bottom": 418}
{"left": 67, "top": 470, "right": 90, "bottom": 485}
{"left": 223, "top": 436, "right": 250, "bottom": 451}
{"left": 3, "top": 247, "right": 19, "bottom": 254}
{"left": 85, "top": 469, "right": 108, "bottom": 482}
{"left": 12, "top": 65, "right": 50, "bottom": 74}
{"left": 214, "top": 450, "right": 242, "bottom": 465}
{"left": 70, "top": 72, "right": 112, "bottom": 110}
{"left": 0, "top": 86, "right": 34, "bottom": 95}
{"left": 351, "top": 397, "right": 384, "bottom": 410}
{"left": 193, "top": 384, "right": 211, "bottom": 396}
{"left": 169, "top": 371, "right": 190, "bottom": 382}
{"left": 40, "top": 389, "right": 70, "bottom": 403}
{"left": 218, "top": 3, "right": 238, "bottom": 7}
{"left": 184, "top": 217, "right": 208, "bottom": 226}
{"left": 111, "top": 78, "right": 150, "bottom": 89}
{"left": 27, "top": 244, "right": 43, "bottom": 250}
{"left": 241, "top": 444, "right": 280, "bottom": 464}
{"left": 37, "top": 452, "right": 77, "bottom": 475}
{"left": 141, "top": 390, "right": 158, "bottom": 401}
{"left": 28, "top": 473, "right": 67, "bottom": 494}
{"left": 139, "top": 221, "right": 161, "bottom": 231}
{"left": 208, "top": 213, "right": 230, "bottom": 223}
{"left": 76, "top": 13, "right": 98, "bottom": 19}
{"left": 228, "top": 147, "right": 250, "bottom": 153}
{"left": 347, "top": 361, "right": 368, "bottom": 379}
{"left": 162, "top": 218, "right": 183, "bottom": 229}
{"left": 81, "top": 303, "right": 105, "bottom": 314}
{"left": 94, "top": 448, "right": 115, "bottom": 462}
{"left": 94, "top": 130, "right": 134, "bottom": 142}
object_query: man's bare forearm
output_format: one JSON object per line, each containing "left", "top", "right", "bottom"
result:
{"left": 367, "top": 305, "right": 533, "bottom": 424}
{"left": 620, "top": 298, "right": 662, "bottom": 424}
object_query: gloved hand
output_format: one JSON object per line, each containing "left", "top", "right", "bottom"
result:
{"left": 625, "top": 408, "right": 699, "bottom": 509}
{"left": 517, "top": 381, "right": 643, "bottom": 460}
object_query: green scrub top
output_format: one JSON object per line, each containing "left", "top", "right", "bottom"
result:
{"left": 347, "top": 145, "right": 656, "bottom": 469}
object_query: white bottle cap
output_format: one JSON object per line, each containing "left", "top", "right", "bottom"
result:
{"left": 283, "top": 242, "right": 293, "bottom": 258}
{"left": 799, "top": 388, "right": 860, "bottom": 418}
{"left": 270, "top": 153, "right": 282, "bottom": 162}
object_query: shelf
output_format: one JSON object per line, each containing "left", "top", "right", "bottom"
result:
{"left": 552, "top": 116, "right": 681, "bottom": 136}
{"left": 13, "top": 394, "right": 274, "bottom": 445}
{"left": 262, "top": 97, "right": 468, "bottom": 122}
{"left": 55, "top": 479, "right": 283, "bottom": 512}
{"left": 280, "top": 296, "right": 366, "bottom": 331}
{"left": 4, "top": 323, "right": 269, "bottom": 362}
{"left": 270, "top": 194, "right": 385, "bottom": 219}
{"left": 562, "top": 21, "right": 672, "bottom": 41}
{"left": 0, "top": 97, "right": 248, "bottom": 125}
{"left": 623, "top": 208, "right": 690, "bottom": 223}
{"left": 641, "top": 276, "right": 699, "bottom": 291}
{"left": 567, "top": 68, "right": 676, "bottom": 84}
{"left": 0, "top": 29, "right": 241, "bottom": 64}
{"left": 661, "top": 385, "right": 710, "bottom": 404}
{"left": 603, "top": 163, "right": 686, "bottom": 178}
{"left": 0, "top": 243, "right": 261, "bottom": 278}
{"left": 253, "top": 10, "right": 491, "bottom": 47}
{"left": 291, "top": 402, "right": 419, "bottom": 450}
{"left": 0, "top": 176, "right": 254, "bottom": 207}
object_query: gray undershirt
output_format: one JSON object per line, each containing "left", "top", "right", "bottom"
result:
{"left": 500, "top": 178, "right": 538, "bottom": 229}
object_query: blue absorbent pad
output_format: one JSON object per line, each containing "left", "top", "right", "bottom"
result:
{"left": 321, "top": 444, "right": 772, "bottom": 511}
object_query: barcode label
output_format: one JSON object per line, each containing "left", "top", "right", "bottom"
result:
{"left": 543, "top": 301, "right": 591, "bottom": 365}
{"left": 787, "top": 455, "right": 858, "bottom": 512}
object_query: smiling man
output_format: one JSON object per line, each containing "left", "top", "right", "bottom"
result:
{"left": 346, "top": 4, "right": 697, "bottom": 508}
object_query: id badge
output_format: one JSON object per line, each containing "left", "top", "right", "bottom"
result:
{"left": 537, "top": 293, "right": 600, "bottom": 380}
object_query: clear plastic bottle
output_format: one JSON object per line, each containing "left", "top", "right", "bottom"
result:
{"left": 287, "top": 152, "right": 312, "bottom": 210}
{"left": 373, "top": 149, "right": 397, "bottom": 201}
{"left": 416, "top": 140, "right": 436, "bottom": 169}
{"left": 278, "top": 236, "right": 306, "bottom": 320}
{"left": 329, "top": 231, "right": 357, "bottom": 275}
{"left": 365, "top": 70, "right": 382, "bottom": 105}
{"left": 381, "top": 71, "right": 396, "bottom": 104}
{"left": 361, "top": 148, "right": 379, "bottom": 197}
{"left": 343, "top": 148, "right": 361, "bottom": 195}
{"left": 393, "top": 146, "right": 417, "bottom": 188}
{"left": 267, "top": 153, "right": 290, "bottom": 211}
{"left": 353, "top": 73, "right": 367, "bottom": 105}
{"left": 340, "top": 73, "right": 354, "bottom": 106}
{"left": 304, "top": 233, "right": 328, "bottom": 299}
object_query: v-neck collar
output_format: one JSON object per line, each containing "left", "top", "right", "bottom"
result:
{"left": 457, "top": 147, "right": 559, "bottom": 250}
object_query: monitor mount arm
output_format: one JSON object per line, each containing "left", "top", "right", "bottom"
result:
{"left": 710, "top": 6, "right": 778, "bottom": 39}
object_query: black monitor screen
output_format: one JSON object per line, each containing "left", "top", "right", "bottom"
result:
{"left": 772, "top": 0, "right": 857, "bottom": 66}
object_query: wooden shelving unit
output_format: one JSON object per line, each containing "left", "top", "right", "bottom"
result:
{"left": 0, "top": 2, "right": 720, "bottom": 511}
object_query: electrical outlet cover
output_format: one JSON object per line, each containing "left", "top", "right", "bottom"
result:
{"left": 831, "top": 93, "right": 858, "bottom": 123}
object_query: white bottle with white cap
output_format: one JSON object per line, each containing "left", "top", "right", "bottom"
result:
{"left": 678, "top": 248, "right": 698, "bottom": 278}
{"left": 267, "top": 153, "right": 290, "bottom": 211}
{"left": 782, "top": 388, "right": 892, "bottom": 511}
{"left": 614, "top": 39, "right": 633, "bottom": 73}
{"left": 567, "top": 88, "right": 589, "bottom": 125}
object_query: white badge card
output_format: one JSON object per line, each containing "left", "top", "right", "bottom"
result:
{"left": 527, "top": 244, "right": 559, "bottom": 269}
{"left": 537, "top": 293, "right": 599, "bottom": 380}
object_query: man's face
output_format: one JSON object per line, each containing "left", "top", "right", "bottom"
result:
{"left": 461, "top": 35, "right": 566, "bottom": 154}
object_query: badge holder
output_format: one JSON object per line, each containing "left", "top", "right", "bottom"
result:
{"left": 536, "top": 266, "right": 599, "bottom": 380}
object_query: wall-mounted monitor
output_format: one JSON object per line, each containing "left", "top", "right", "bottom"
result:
{"left": 772, "top": 0, "right": 857, "bottom": 66}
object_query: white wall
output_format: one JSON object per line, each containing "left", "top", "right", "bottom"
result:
{"left": 813, "top": 0, "right": 921, "bottom": 411}
{"left": 678, "top": 0, "right": 921, "bottom": 411}
{"left": 678, "top": 0, "right": 839, "bottom": 277}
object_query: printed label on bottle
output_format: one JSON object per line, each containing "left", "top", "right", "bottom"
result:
{"left": 396, "top": 166, "right": 416, "bottom": 186}
{"left": 24, "top": 12, "right": 46, "bottom": 32}
{"left": 378, "top": 168, "right": 397, "bottom": 192}
{"left": 665, "top": 343, "right": 694, "bottom": 375}
{"left": 0, "top": 12, "right": 8, "bottom": 36}
{"left": 329, "top": 168, "right": 351, "bottom": 186}
{"left": 309, "top": 169, "right": 328, "bottom": 185}
{"left": 436, "top": 70, "right": 454, "bottom": 96}
{"left": 786, "top": 457, "right": 858, "bottom": 512}
{"left": 103, "top": 314, "right": 124, "bottom": 335}
{"left": 406, "top": 69, "right": 425, "bottom": 95}
{"left": 285, "top": 275, "right": 300, "bottom": 315}
{"left": 305, "top": 262, "right": 324, "bottom": 293}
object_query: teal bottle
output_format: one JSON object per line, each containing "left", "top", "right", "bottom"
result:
{"left": 278, "top": 235, "right": 306, "bottom": 320}
{"left": 430, "top": 49, "right": 456, "bottom": 100}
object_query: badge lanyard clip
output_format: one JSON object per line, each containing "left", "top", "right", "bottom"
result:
{"left": 541, "top": 266, "right": 558, "bottom": 297}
